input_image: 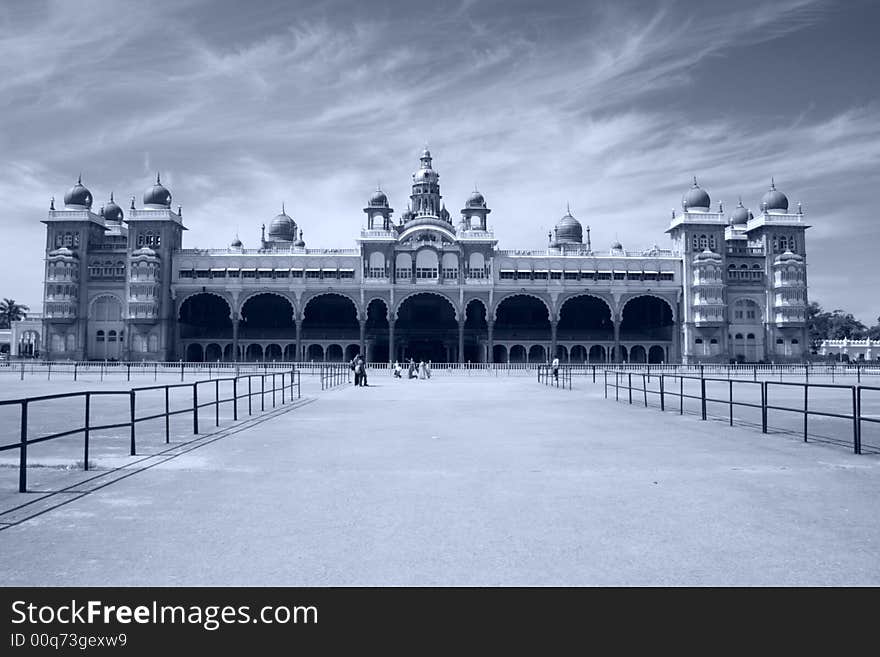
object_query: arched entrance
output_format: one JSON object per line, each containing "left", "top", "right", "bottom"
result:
{"left": 570, "top": 345, "right": 587, "bottom": 363}
{"left": 395, "top": 293, "right": 457, "bottom": 362}
{"left": 558, "top": 295, "right": 613, "bottom": 341}
{"left": 245, "top": 344, "right": 263, "bottom": 362}
{"left": 326, "top": 344, "right": 344, "bottom": 362}
{"left": 494, "top": 295, "right": 551, "bottom": 343}
{"left": 306, "top": 344, "right": 324, "bottom": 361}
{"left": 509, "top": 344, "right": 527, "bottom": 363}
{"left": 528, "top": 345, "right": 546, "bottom": 363}
{"left": 240, "top": 294, "right": 294, "bottom": 340}
{"left": 648, "top": 345, "right": 665, "bottom": 363}
{"left": 464, "top": 299, "right": 488, "bottom": 363}
{"left": 493, "top": 344, "right": 508, "bottom": 363}
{"left": 205, "top": 343, "right": 222, "bottom": 362}
{"left": 90, "top": 296, "right": 125, "bottom": 360}
{"left": 179, "top": 293, "right": 232, "bottom": 341}
{"left": 620, "top": 296, "right": 674, "bottom": 342}
{"left": 265, "top": 344, "right": 283, "bottom": 361}
{"left": 365, "top": 299, "right": 389, "bottom": 363}
{"left": 186, "top": 343, "right": 204, "bottom": 362}
{"left": 629, "top": 345, "right": 647, "bottom": 363}
{"left": 303, "top": 294, "right": 359, "bottom": 343}
{"left": 589, "top": 345, "right": 607, "bottom": 363}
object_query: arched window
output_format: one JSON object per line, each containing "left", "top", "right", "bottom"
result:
{"left": 695, "top": 338, "right": 703, "bottom": 344}
{"left": 368, "top": 252, "right": 385, "bottom": 278}
{"left": 415, "top": 249, "right": 439, "bottom": 279}
{"left": 137, "top": 234, "right": 145, "bottom": 247}
{"left": 395, "top": 253, "right": 412, "bottom": 280}
{"left": 468, "top": 252, "right": 486, "bottom": 279}
{"left": 692, "top": 236, "right": 699, "bottom": 251}
{"left": 709, "top": 235, "right": 716, "bottom": 250}
{"left": 108, "top": 330, "right": 117, "bottom": 342}
{"left": 96, "top": 330, "right": 105, "bottom": 342}
{"left": 710, "top": 338, "right": 718, "bottom": 344}
{"left": 735, "top": 333, "right": 744, "bottom": 340}
{"left": 441, "top": 253, "right": 458, "bottom": 279}
{"left": 791, "top": 339, "right": 799, "bottom": 345}
{"left": 776, "top": 338, "right": 784, "bottom": 344}
{"left": 747, "top": 333, "right": 755, "bottom": 340}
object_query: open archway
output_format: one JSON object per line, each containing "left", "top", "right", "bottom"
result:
{"left": 395, "top": 293, "right": 457, "bottom": 362}
{"left": 302, "top": 294, "right": 359, "bottom": 341}
{"left": 464, "top": 299, "right": 488, "bottom": 363}
{"left": 179, "top": 293, "right": 232, "bottom": 340}
{"left": 648, "top": 345, "right": 665, "bottom": 363}
{"left": 365, "top": 298, "right": 389, "bottom": 363}
{"left": 620, "top": 296, "right": 674, "bottom": 342}
{"left": 509, "top": 345, "right": 527, "bottom": 363}
{"left": 557, "top": 295, "right": 613, "bottom": 340}
{"left": 205, "top": 343, "right": 222, "bottom": 362}
{"left": 494, "top": 295, "right": 551, "bottom": 341}
{"left": 186, "top": 343, "right": 204, "bottom": 362}
{"left": 240, "top": 294, "right": 294, "bottom": 339}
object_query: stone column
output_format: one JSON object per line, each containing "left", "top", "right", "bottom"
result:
{"left": 359, "top": 319, "right": 366, "bottom": 357}
{"left": 487, "top": 320, "right": 494, "bottom": 363}
{"left": 458, "top": 320, "right": 465, "bottom": 364}
{"left": 232, "top": 317, "right": 239, "bottom": 362}
{"left": 389, "top": 320, "right": 395, "bottom": 364}
{"left": 295, "top": 319, "right": 302, "bottom": 362}
{"left": 613, "top": 320, "right": 621, "bottom": 363}
{"left": 550, "top": 320, "right": 557, "bottom": 361}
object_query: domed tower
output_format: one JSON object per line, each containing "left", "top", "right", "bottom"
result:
{"left": 143, "top": 172, "right": 172, "bottom": 209}
{"left": 728, "top": 197, "right": 752, "bottom": 227}
{"left": 761, "top": 178, "right": 789, "bottom": 214}
{"left": 363, "top": 186, "right": 393, "bottom": 230}
{"left": 63, "top": 175, "right": 93, "bottom": 210}
{"left": 549, "top": 206, "right": 586, "bottom": 250}
{"left": 408, "top": 147, "right": 444, "bottom": 222}
{"left": 682, "top": 176, "right": 711, "bottom": 212}
{"left": 101, "top": 192, "right": 124, "bottom": 224}
{"left": 266, "top": 204, "right": 297, "bottom": 245}
{"left": 460, "top": 187, "right": 491, "bottom": 232}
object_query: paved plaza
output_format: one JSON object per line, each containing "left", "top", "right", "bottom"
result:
{"left": 1, "top": 374, "right": 879, "bottom": 586}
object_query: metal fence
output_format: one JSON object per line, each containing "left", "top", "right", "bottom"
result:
{"left": 602, "top": 370, "right": 879, "bottom": 455}
{"left": 320, "top": 363, "right": 351, "bottom": 390}
{"left": 537, "top": 365, "right": 572, "bottom": 389}
{"left": 0, "top": 369, "right": 301, "bottom": 493}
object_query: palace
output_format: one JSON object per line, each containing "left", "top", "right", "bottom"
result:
{"left": 37, "top": 149, "right": 810, "bottom": 364}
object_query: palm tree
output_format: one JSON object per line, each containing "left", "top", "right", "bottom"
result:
{"left": 0, "top": 298, "right": 29, "bottom": 328}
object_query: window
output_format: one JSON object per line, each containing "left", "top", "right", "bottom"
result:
{"left": 692, "top": 236, "right": 699, "bottom": 251}
{"left": 747, "top": 333, "right": 755, "bottom": 340}
{"left": 710, "top": 338, "right": 718, "bottom": 344}
{"left": 709, "top": 236, "right": 716, "bottom": 250}
{"left": 735, "top": 333, "right": 744, "bottom": 340}
{"left": 96, "top": 330, "right": 105, "bottom": 342}
{"left": 306, "top": 270, "right": 321, "bottom": 279}
{"left": 776, "top": 338, "right": 784, "bottom": 344}
{"left": 416, "top": 267, "right": 438, "bottom": 279}
{"left": 108, "top": 330, "right": 117, "bottom": 342}
{"left": 791, "top": 339, "right": 799, "bottom": 345}
{"left": 516, "top": 271, "right": 531, "bottom": 280}
{"left": 563, "top": 272, "right": 577, "bottom": 280}
{"left": 695, "top": 338, "right": 704, "bottom": 344}
{"left": 396, "top": 268, "right": 411, "bottom": 280}
{"left": 533, "top": 271, "right": 548, "bottom": 280}
{"left": 613, "top": 272, "right": 625, "bottom": 280}
{"left": 468, "top": 268, "right": 486, "bottom": 279}
{"left": 179, "top": 270, "right": 194, "bottom": 278}
{"left": 64, "top": 233, "right": 73, "bottom": 247}
{"left": 699, "top": 235, "right": 708, "bottom": 250}
{"left": 443, "top": 268, "right": 458, "bottom": 280}
{"left": 746, "top": 310, "right": 756, "bottom": 320}
{"left": 368, "top": 268, "right": 386, "bottom": 278}
{"left": 500, "top": 271, "right": 515, "bottom": 280}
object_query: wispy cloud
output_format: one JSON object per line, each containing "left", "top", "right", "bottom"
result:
{"left": 0, "top": 0, "right": 877, "bottom": 322}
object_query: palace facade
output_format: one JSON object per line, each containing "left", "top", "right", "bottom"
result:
{"left": 39, "top": 149, "right": 810, "bottom": 364}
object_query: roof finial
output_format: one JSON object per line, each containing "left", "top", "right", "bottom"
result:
{"left": 110, "top": 191, "right": 114, "bottom": 203}
{"left": 130, "top": 195, "right": 136, "bottom": 210}
{"left": 77, "top": 172, "right": 82, "bottom": 185}
{"left": 770, "top": 176, "right": 776, "bottom": 190}
{"left": 693, "top": 175, "right": 698, "bottom": 187}
{"left": 50, "top": 196, "right": 55, "bottom": 211}
{"left": 282, "top": 201, "right": 285, "bottom": 215}
{"left": 718, "top": 201, "right": 723, "bottom": 213}
{"left": 566, "top": 201, "right": 571, "bottom": 215}
{"left": 737, "top": 195, "right": 743, "bottom": 207}
{"left": 156, "top": 172, "right": 161, "bottom": 185}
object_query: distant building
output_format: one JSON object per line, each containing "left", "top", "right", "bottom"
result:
{"left": 36, "top": 151, "right": 810, "bottom": 363}
{"left": 819, "top": 339, "right": 879, "bottom": 361}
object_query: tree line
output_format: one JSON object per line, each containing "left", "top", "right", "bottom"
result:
{"left": 807, "top": 302, "right": 880, "bottom": 352}
{"left": 0, "top": 298, "right": 29, "bottom": 329}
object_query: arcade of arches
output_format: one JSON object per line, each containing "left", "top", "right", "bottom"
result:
{"left": 176, "top": 291, "right": 676, "bottom": 363}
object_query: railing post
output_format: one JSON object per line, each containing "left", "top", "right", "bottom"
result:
{"left": 165, "top": 386, "right": 170, "bottom": 443}
{"left": 628, "top": 373, "right": 632, "bottom": 405}
{"left": 761, "top": 382, "right": 767, "bottom": 434}
{"left": 248, "top": 376, "right": 252, "bottom": 416}
{"left": 700, "top": 377, "right": 707, "bottom": 421}
{"left": 74, "top": 363, "right": 78, "bottom": 381}
{"left": 604, "top": 370, "right": 608, "bottom": 399}
{"left": 127, "top": 363, "right": 131, "bottom": 381}
{"left": 19, "top": 400, "right": 28, "bottom": 493}
{"left": 215, "top": 378, "right": 220, "bottom": 427}
{"left": 643, "top": 374, "right": 648, "bottom": 407}
{"left": 272, "top": 373, "right": 276, "bottom": 408}
{"left": 129, "top": 389, "right": 136, "bottom": 456}
{"left": 297, "top": 370, "right": 301, "bottom": 399}
{"left": 261, "top": 375, "right": 265, "bottom": 412}
{"left": 84, "top": 393, "right": 91, "bottom": 470}
{"left": 233, "top": 377, "right": 238, "bottom": 421}
{"left": 660, "top": 374, "right": 665, "bottom": 411}
{"left": 679, "top": 376, "right": 683, "bottom": 415}
{"left": 729, "top": 379, "right": 733, "bottom": 426}
{"left": 615, "top": 371, "right": 619, "bottom": 401}
{"left": 155, "top": 362, "right": 158, "bottom": 381}
{"left": 193, "top": 383, "right": 199, "bottom": 434}
{"left": 803, "top": 384, "right": 809, "bottom": 443}
{"left": 281, "top": 373, "right": 286, "bottom": 404}
{"left": 852, "top": 386, "right": 861, "bottom": 455}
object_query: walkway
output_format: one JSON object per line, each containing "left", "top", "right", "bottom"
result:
{"left": 1, "top": 375, "right": 879, "bottom": 585}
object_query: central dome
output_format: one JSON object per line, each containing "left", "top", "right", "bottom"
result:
{"left": 101, "top": 192, "right": 124, "bottom": 222}
{"left": 761, "top": 179, "right": 789, "bottom": 212}
{"left": 729, "top": 198, "right": 751, "bottom": 226}
{"left": 143, "top": 173, "right": 172, "bottom": 208}
{"left": 268, "top": 205, "right": 296, "bottom": 241}
{"left": 554, "top": 208, "right": 583, "bottom": 244}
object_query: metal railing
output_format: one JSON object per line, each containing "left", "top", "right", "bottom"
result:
{"left": 0, "top": 370, "right": 301, "bottom": 493}
{"left": 602, "top": 370, "right": 879, "bottom": 455}
{"left": 320, "top": 363, "right": 351, "bottom": 390}
{"left": 537, "top": 365, "right": 572, "bottom": 389}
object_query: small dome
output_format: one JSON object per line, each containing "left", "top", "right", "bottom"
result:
{"left": 101, "top": 193, "right": 124, "bottom": 223}
{"left": 369, "top": 188, "right": 388, "bottom": 207}
{"left": 293, "top": 229, "right": 305, "bottom": 248}
{"left": 413, "top": 167, "right": 436, "bottom": 183}
{"left": 401, "top": 206, "right": 415, "bottom": 223}
{"left": 729, "top": 198, "right": 750, "bottom": 226}
{"left": 143, "top": 173, "right": 172, "bottom": 208}
{"left": 775, "top": 250, "right": 803, "bottom": 264}
{"left": 611, "top": 240, "right": 623, "bottom": 250}
{"left": 682, "top": 177, "right": 710, "bottom": 210}
{"left": 554, "top": 210, "right": 583, "bottom": 244}
{"left": 694, "top": 248, "right": 722, "bottom": 263}
{"left": 63, "top": 175, "right": 92, "bottom": 209}
{"left": 466, "top": 189, "right": 485, "bottom": 208}
{"left": 268, "top": 205, "right": 296, "bottom": 241}
{"left": 231, "top": 236, "right": 242, "bottom": 248}
{"left": 761, "top": 179, "right": 789, "bottom": 212}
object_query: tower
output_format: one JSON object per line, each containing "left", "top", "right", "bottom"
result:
{"left": 666, "top": 178, "right": 728, "bottom": 363}
{"left": 363, "top": 187, "right": 393, "bottom": 230}
{"left": 126, "top": 173, "right": 186, "bottom": 360}
{"left": 409, "top": 148, "right": 445, "bottom": 222}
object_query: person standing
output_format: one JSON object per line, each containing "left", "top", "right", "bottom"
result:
{"left": 359, "top": 355, "right": 368, "bottom": 386}
{"left": 350, "top": 355, "right": 360, "bottom": 386}
{"left": 419, "top": 360, "right": 427, "bottom": 379}
{"left": 408, "top": 358, "right": 417, "bottom": 379}
{"left": 426, "top": 360, "right": 432, "bottom": 379}
{"left": 552, "top": 355, "right": 560, "bottom": 383}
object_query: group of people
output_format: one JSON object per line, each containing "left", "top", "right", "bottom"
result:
{"left": 392, "top": 358, "right": 431, "bottom": 380}
{"left": 349, "top": 354, "right": 368, "bottom": 386}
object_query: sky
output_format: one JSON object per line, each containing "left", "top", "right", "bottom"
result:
{"left": 1, "top": 0, "right": 878, "bottom": 323}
